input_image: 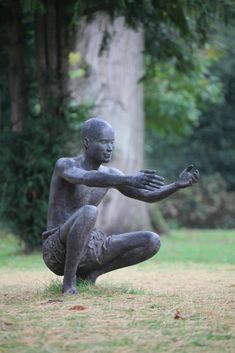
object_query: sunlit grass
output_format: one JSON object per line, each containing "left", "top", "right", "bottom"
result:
{"left": 147, "top": 228, "right": 235, "bottom": 265}
{"left": 0, "top": 230, "right": 43, "bottom": 270}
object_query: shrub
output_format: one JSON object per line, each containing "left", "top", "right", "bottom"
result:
{"left": 159, "top": 174, "right": 235, "bottom": 229}
{"left": 0, "top": 105, "right": 86, "bottom": 250}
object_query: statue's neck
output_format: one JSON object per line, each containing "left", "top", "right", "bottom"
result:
{"left": 81, "top": 153, "right": 101, "bottom": 171}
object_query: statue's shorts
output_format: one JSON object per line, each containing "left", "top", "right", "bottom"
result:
{"left": 42, "top": 227, "right": 112, "bottom": 276}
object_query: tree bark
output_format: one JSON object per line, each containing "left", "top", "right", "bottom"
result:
{"left": 35, "top": 0, "right": 69, "bottom": 116}
{"left": 7, "top": 0, "right": 26, "bottom": 132}
{"left": 69, "top": 14, "right": 152, "bottom": 234}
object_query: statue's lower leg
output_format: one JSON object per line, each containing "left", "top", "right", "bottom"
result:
{"left": 61, "top": 205, "right": 97, "bottom": 295}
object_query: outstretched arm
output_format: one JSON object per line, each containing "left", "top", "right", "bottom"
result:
{"left": 55, "top": 158, "right": 164, "bottom": 190}
{"left": 118, "top": 165, "right": 199, "bottom": 203}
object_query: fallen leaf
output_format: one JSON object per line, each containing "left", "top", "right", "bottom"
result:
{"left": 174, "top": 309, "right": 183, "bottom": 320}
{"left": 3, "top": 322, "right": 13, "bottom": 326}
{"left": 69, "top": 305, "right": 86, "bottom": 311}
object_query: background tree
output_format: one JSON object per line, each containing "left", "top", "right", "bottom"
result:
{"left": 6, "top": 0, "right": 27, "bottom": 132}
{"left": 0, "top": 0, "right": 235, "bottom": 248}
{"left": 67, "top": 1, "right": 235, "bottom": 234}
{"left": 146, "top": 29, "right": 235, "bottom": 229}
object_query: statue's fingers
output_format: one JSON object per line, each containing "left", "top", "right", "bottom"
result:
{"left": 143, "top": 180, "right": 161, "bottom": 189}
{"left": 146, "top": 175, "right": 164, "bottom": 184}
{"left": 146, "top": 174, "right": 164, "bottom": 182}
{"left": 153, "top": 175, "right": 165, "bottom": 182}
{"left": 152, "top": 180, "right": 164, "bottom": 186}
{"left": 148, "top": 182, "right": 162, "bottom": 188}
{"left": 140, "top": 169, "right": 156, "bottom": 174}
{"left": 191, "top": 175, "right": 198, "bottom": 183}
{"left": 138, "top": 181, "right": 151, "bottom": 189}
{"left": 146, "top": 179, "right": 164, "bottom": 188}
{"left": 193, "top": 171, "right": 199, "bottom": 180}
{"left": 152, "top": 182, "right": 164, "bottom": 188}
{"left": 144, "top": 175, "right": 164, "bottom": 183}
{"left": 141, "top": 184, "right": 157, "bottom": 191}
{"left": 186, "top": 164, "right": 194, "bottom": 172}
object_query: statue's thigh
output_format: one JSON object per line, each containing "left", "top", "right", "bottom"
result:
{"left": 106, "top": 231, "right": 153, "bottom": 252}
{"left": 77, "top": 231, "right": 155, "bottom": 273}
{"left": 42, "top": 232, "right": 65, "bottom": 275}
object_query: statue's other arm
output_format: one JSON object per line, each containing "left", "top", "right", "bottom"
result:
{"left": 55, "top": 158, "right": 164, "bottom": 190}
{"left": 118, "top": 165, "right": 199, "bottom": 203}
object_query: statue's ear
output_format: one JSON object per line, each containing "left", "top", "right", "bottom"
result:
{"left": 83, "top": 137, "right": 89, "bottom": 149}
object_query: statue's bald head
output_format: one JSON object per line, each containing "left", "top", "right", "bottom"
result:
{"left": 81, "top": 117, "right": 114, "bottom": 142}
{"left": 81, "top": 117, "right": 115, "bottom": 162}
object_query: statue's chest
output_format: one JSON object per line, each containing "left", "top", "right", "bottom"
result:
{"left": 74, "top": 184, "right": 107, "bottom": 206}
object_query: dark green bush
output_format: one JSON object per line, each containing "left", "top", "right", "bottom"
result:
{"left": 0, "top": 106, "right": 86, "bottom": 250}
{"left": 0, "top": 116, "right": 62, "bottom": 249}
{"left": 159, "top": 174, "right": 235, "bottom": 229}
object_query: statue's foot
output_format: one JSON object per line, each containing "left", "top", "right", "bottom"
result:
{"left": 62, "top": 285, "right": 78, "bottom": 296}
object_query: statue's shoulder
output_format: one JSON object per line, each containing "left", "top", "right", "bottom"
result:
{"left": 100, "top": 165, "right": 124, "bottom": 176}
{"left": 55, "top": 156, "right": 77, "bottom": 171}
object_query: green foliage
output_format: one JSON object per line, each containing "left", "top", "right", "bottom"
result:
{"left": 22, "top": 0, "right": 45, "bottom": 13}
{"left": 0, "top": 105, "right": 86, "bottom": 250}
{"left": 159, "top": 174, "right": 235, "bottom": 229}
{"left": 145, "top": 27, "right": 235, "bottom": 195}
{"left": 0, "top": 1, "right": 90, "bottom": 249}
{"left": 72, "top": 0, "right": 235, "bottom": 69}
{"left": 145, "top": 46, "right": 222, "bottom": 136}
{"left": 68, "top": 51, "right": 87, "bottom": 79}
{"left": 0, "top": 114, "right": 63, "bottom": 249}
{"left": 197, "top": 28, "right": 235, "bottom": 190}
{"left": 190, "top": 106, "right": 235, "bottom": 190}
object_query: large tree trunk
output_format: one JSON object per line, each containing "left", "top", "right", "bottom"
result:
{"left": 35, "top": 0, "right": 69, "bottom": 117}
{"left": 69, "top": 14, "right": 152, "bottom": 234}
{"left": 7, "top": 0, "right": 26, "bottom": 132}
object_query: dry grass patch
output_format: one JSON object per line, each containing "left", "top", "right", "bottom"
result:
{"left": 1, "top": 263, "right": 234, "bottom": 353}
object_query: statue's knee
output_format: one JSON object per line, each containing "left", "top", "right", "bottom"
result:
{"left": 68, "top": 205, "right": 97, "bottom": 235}
{"left": 81, "top": 205, "right": 98, "bottom": 221}
{"left": 145, "top": 231, "right": 161, "bottom": 256}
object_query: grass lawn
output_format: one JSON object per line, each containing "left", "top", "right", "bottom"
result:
{"left": 0, "top": 229, "right": 234, "bottom": 353}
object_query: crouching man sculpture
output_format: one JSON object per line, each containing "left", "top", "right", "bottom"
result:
{"left": 42, "top": 118, "right": 199, "bottom": 295}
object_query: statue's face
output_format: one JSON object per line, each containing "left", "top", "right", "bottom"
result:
{"left": 86, "top": 125, "right": 115, "bottom": 163}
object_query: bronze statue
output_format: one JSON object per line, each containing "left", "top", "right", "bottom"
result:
{"left": 42, "top": 118, "right": 199, "bottom": 295}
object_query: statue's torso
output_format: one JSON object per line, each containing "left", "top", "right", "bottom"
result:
{"left": 47, "top": 161, "right": 110, "bottom": 229}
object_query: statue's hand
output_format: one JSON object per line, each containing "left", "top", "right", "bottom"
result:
{"left": 130, "top": 169, "right": 164, "bottom": 191}
{"left": 177, "top": 165, "right": 199, "bottom": 188}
